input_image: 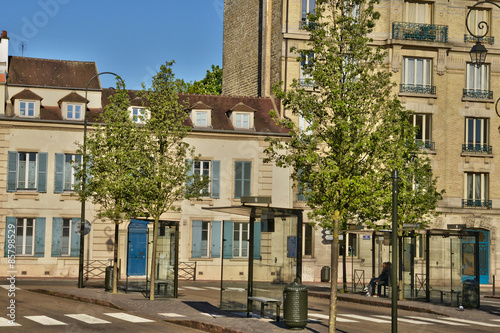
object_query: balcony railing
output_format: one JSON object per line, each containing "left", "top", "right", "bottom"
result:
{"left": 464, "top": 34, "right": 494, "bottom": 45}
{"left": 416, "top": 140, "right": 435, "bottom": 151}
{"left": 462, "top": 143, "right": 492, "bottom": 154}
{"left": 463, "top": 89, "right": 493, "bottom": 100}
{"left": 392, "top": 22, "right": 448, "bottom": 43}
{"left": 400, "top": 84, "right": 436, "bottom": 95}
{"left": 462, "top": 199, "right": 492, "bottom": 209}
{"left": 299, "top": 20, "right": 317, "bottom": 30}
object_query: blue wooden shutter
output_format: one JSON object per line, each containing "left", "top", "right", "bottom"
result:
{"left": 54, "top": 154, "right": 64, "bottom": 193}
{"left": 243, "top": 161, "right": 252, "bottom": 197}
{"left": 186, "top": 159, "right": 194, "bottom": 193}
{"left": 70, "top": 218, "right": 81, "bottom": 257}
{"left": 51, "top": 217, "right": 62, "bottom": 257}
{"left": 191, "top": 220, "right": 202, "bottom": 258}
{"left": 211, "top": 160, "right": 220, "bottom": 199}
{"left": 34, "top": 217, "right": 46, "bottom": 257}
{"left": 211, "top": 221, "right": 221, "bottom": 258}
{"left": 37, "top": 152, "right": 48, "bottom": 193}
{"left": 253, "top": 221, "right": 261, "bottom": 259}
{"left": 223, "top": 220, "right": 233, "bottom": 259}
{"left": 4, "top": 217, "right": 16, "bottom": 257}
{"left": 7, "top": 152, "right": 18, "bottom": 192}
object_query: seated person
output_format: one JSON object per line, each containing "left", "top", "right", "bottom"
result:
{"left": 366, "top": 262, "right": 391, "bottom": 297}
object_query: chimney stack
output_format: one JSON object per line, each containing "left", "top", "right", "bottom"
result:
{"left": 0, "top": 30, "right": 9, "bottom": 75}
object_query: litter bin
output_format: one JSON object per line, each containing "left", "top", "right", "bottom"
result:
{"left": 321, "top": 266, "right": 330, "bottom": 282}
{"left": 283, "top": 281, "right": 308, "bottom": 329}
{"left": 462, "top": 279, "right": 479, "bottom": 308}
{"left": 105, "top": 266, "right": 113, "bottom": 291}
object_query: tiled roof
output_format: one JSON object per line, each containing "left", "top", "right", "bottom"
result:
{"left": 10, "top": 89, "right": 43, "bottom": 102}
{"left": 58, "top": 92, "right": 88, "bottom": 104}
{"left": 7, "top": 56, "right": 100, "bottom": 89}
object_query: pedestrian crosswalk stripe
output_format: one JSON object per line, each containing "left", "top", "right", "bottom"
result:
{"left": 202, "top": 313, "right": 227, "bottom": 318}
{"left": 492, "top": 319, "right": 500, "bottom": 322}
{"left": 65, "top": 314, "right": 111, "bottom": 324}
{"left": 183, "top": 286, "right": 206, "bottom": 291}
{"left": 104, "top": 313, "right": 154, "bottom": 323}
{"left": 440, "top": 317, "right": 500, "bottom": 327}
{"left": 406, "top": 316, "right": 467, "bottom": 326}
{"left": 159, "top": 313, "right": 187, "bottom": 318}
{"left": 0, "top": 285, "right": 20, "bottom": 290}
{"left": 25, "top": 315, "right": 67, "bottom": 325}
{"left": 225, "top": 287, "right": 245, "bottom": 292}
{"left": 0, "top": 317, "right": 21, "bottom": 327}
{"left": 373, "top": 315, "right": 431, "bottom": 325}
{"left": 340, "top": 314, "right": 391, "bottom": 323}
{"left": 309, "top": 313, "right": 357, "bottom": 322}
{"left": 205, "top": 287, "right": 221, "bottom": 290}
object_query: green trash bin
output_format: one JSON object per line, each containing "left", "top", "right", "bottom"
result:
{"left": 105, "top": 266, "right": 113, "bottom": 291}
{"left": 283, "top": 281, "right": 308, "bottom": 329}
{"left": 462, "top": 279, "right": 479, "bottom": 308}
{"left": 321, "top": 266, "right": 330, "bottom": 282}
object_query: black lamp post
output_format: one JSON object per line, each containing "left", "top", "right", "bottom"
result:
{"left": 465, "top": 1, "right": 499, "bottom": 67}
{"left": 78, "top": 71, "right": 122, "bottom": 289}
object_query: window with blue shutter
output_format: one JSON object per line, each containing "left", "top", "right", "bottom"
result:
{"left": 234, "top": 161, "right": 252, "bottom": 199}
{"left": 37, "top": 153, "right": 48, "bottom": 193}
{"left": 191, "top": 220, "right": 202, "bottom": 258}
{"left": 223, "top": 220, "right": 233, "bottom": 259}
{"left": 7, "top": 152, "right": 18, "bottom": 192}
{"left": 34, "top": 217, "right": 45, "bottom": 257}
{"left": 51, "top": 218, "right": 63, "bottom": 257}
{"left": 221, "top": 220, "right": 261, "bottom": 259}
{"left": 211, "top": 160, "right": 220, "bottom": 198}
{"left": 211, "top": 221, "right": 221, "bottom": 258}
{"left": 70, "top": 218, "right": 81, "bottom": 257}
{"left": 54, "top": 154, "right": 65, "bottom": 193}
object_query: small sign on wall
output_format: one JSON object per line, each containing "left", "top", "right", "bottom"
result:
{"left": 287, "top": 236, "right": 297, "bottom": 258}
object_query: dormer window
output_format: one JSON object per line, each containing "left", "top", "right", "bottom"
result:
{"left": 194, "top": 111, "right": 209, "bottom": 127}
{"left": 20, "top": 101, "right": 35, "bottom": 117}
{"left": 131, "top": 107, "right": 148, "bottom": 124}
{"left": 189, "top": 101, "right": 213, "bottom": 128}
{"left": 66, "top": 104, "right": 83, "bottom": 120}
{"left": 235, "top": 113, "right": 250, "bottom": 129}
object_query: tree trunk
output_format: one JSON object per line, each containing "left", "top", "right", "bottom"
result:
{"left": 113, "top": 220, "right": 119, "bottom": 294}
{"left": 329, "top": 211, "right": 340, "bottom": 333}
{"left": 149, "top": 216, "right": 159, "bottom": 300}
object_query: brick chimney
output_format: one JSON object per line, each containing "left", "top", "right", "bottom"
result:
{"left": 0, "top": 30, "right": 9, "bottom": 75}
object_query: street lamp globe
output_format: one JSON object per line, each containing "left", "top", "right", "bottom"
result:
{"left": 469, "top": 41, "right": 488, "bottom": 67}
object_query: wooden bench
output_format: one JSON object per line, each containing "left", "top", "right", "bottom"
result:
{"left": 248, "top": 296, "right": 282, "bottom": 321}
{"left": 431, "top": 289, "right": 461, "bottom": 304}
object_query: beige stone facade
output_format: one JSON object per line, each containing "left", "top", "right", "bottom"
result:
{"left": 223, "top": 0, "right": 500, "bottom": 284}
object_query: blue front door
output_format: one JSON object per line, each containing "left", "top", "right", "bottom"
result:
{"left": 127, "top": 221, "right": 148, "bottom": 276}
{"left": 461, "top": 229, "right": 489, "bottom": 284}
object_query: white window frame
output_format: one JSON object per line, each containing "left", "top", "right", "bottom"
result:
{"left": 404, "top": 1, "right": 432, "bottom": 24}
{"left": 194, "top": 160, "right": 211, "bottom": 196}
{"left": 66, "top": 103, "right": 83, "bottom": 120}
{"left": 19, "top": 100, "right": 36, "bottom": 118}
{"left": 17, "top": 152, "right": 38, "bottom": 190}
{"left": 302, "top": 0, "right": 316, "bottom": 21}
{"left": 61, "top": 218, "right": 72, "bottom": 256}
{"left": 465, "top": 118, "right": 488, "bottom": 146}
{"left": 409, "top": 113, "right": 432, "bottom": 142}
{"left": 464, "top": 172, "right": 489, "bottom": 202}
{"left": 16, "top": 218, "right": 35, "bottom": 256}
{"left": 235, "top": 113, "right": 250, "bottom": 129}
{"left": 131, "top": 107, "right": 147, "bottom": 124}
{"left": 191, "top": 109, "right": 211, "bottom": 127}
{"left": 201, "top": 221, "right": 210, "bottom": 258}
{"left": 64, "top": 154, "right": 81, "bottom": 191}
{"left": 233, "top": 222, "right": 249, "bottom": 258}
{"left": 466, "top": 63, "right": 489, "bottom": 91}
{"left": 403, "top": 58, "right": 432, "bottom": 87}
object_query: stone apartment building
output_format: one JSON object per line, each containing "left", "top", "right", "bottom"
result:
{"left": 223, "top": 0, "right": 500, "bottom": 285}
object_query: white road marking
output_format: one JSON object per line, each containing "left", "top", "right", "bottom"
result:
{"left": 0, "top": 285, "right": 20, "bottom": 290}
{"left": 0, "top": 317, "right": 21, "bottom": 326}
{"left": 159, "top": 313, "right": 186, "bottom": 318}
{"left": 205, "top": 287, "right": 221, "bottom": 290}
{"left": 25, "top": 315, "right": 67, "bottom": 325}
{"left": 225, "top": 287, "right": 246, "bottom": 292}
{"left": 373, "top": 315, "right": 432, "bottom": 324}
{"left": 183, "top": 286, "right": 206, "bottom": 291}
{"left": 202, "top": 313, "right": 227, "bottom": 318}
{"left": 309, "top": 313, "right": 358, "bottom": 322}
{"left": 104, "top": 313, "right": 154, "bottom": 323}
{"left": 439, "top": 317, "right": 500, "bottom": 327}
{"left": 65, "top": 314, "right": 111, "bottom": 324}
{"left": 406, "top": 316, "right": 468, "bottom": 326}
{"left": 340, "top": 314, "right": 391, "bottom": 323}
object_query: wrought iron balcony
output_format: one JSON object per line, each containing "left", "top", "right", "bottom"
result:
{"left": 416, "top": 140, "right": 435, "bottom": 151}
{"left": 464, "top": 34, "right": 494, "bottom": 45}
{"left": 462, "top": 143, "right": 492, "bottom": 154}
{"left": 299, "top": 78, "right": 316, "bottom": 89}
{"left": 400, "top": 84, "right": 436, "bottom": 95}
{"left": 299, "top": 20, "right": 317, "bottom": 30}
{"left": 392, "top": 22, "right": 448, "bottom": 43}
{"left": 462, "top": 89, "right": 493, "bottom": 99}
{"left": 462, "top": 199, "right": 492, "bottom": 209}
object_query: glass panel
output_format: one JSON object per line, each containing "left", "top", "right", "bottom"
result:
{"left": 416, "top": 59, "right": 423, "bottom": 85}
{"left": 475, "top": 174, "right": 481, "bottom": 200}
{"left": 28, "top": 153, "right": 36, "bottom": 189}
{"left": 415, "top": 114, "right": 423, "bottom": 140}
{"left": 62, "top": 219, "right": 70, "bottom": 255}
{"left": 467, "top": 118, "right": 474, "bottom": 144}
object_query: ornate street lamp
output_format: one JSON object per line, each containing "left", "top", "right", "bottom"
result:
{"left": 78, "top": 71, "right": 122, "bottom": 288}
{"left": 465, "top": 1, "right": 498, "bottom": 67}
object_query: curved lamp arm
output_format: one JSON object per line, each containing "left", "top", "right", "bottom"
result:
{"left": 465, "top": 1, "right": 500, "bottom": 39}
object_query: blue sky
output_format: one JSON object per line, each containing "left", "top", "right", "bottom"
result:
{"left": 0, "top": 0, "right": 224, "bottom": 89}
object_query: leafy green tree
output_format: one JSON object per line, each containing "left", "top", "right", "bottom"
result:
{"left": 187, "top": 65, "right": 223, "bottom": 95}
{"left": 265, "top": 1, "right": 442, "bottom": 331}
{"left": 135, "top": 61, "right": 208, "bottom": 300}
{"left": 75, "top": 78, "right": 141, "bottom": 294}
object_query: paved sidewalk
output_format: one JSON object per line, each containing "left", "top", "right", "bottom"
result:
{"left": 14, "top": 278, "right": 500, "bottom": 333}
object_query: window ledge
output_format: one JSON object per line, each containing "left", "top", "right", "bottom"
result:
{"left": 14, "top": 192, "right": 40, "bottom": 200}
{"left": 190, "top": 198, "right": 214, "bottom": 206}
{"left": 461, "top": 152, "right": 494, "bottom": 158}
{"left": 461, "top": 97, "right": 494, "bottom": 103}
{"left": 189, "top": 258, "right": 214, "bottom": 261}
{"left": 59, "top": 192, "right": 78, "bottom": 201}
{"left": 398, "top": 92, "right": 437, "bottom": 99}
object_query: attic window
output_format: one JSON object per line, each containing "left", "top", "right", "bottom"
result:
{"left": 191, "top": 109, "right": 211, "bottom": 127}
{"left": 131, "top": 107, "right": 148, "bottom": 124}
{"left": 232, "top": 112, "right": 253, "bottom": 129}
{"left": 20, "top": 101, "right": 36, "bottom": 117}
{"left": 66, "top": 104, "right": 83, "bottom": 120}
